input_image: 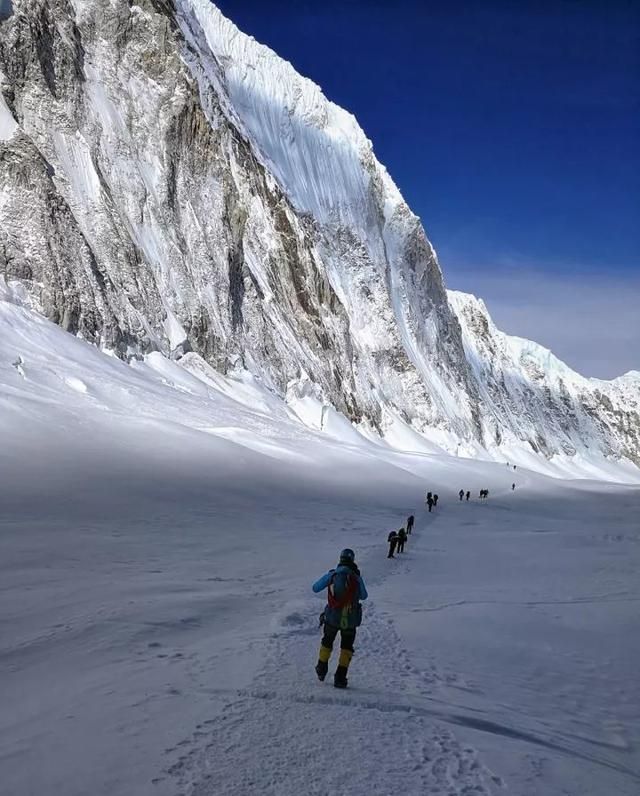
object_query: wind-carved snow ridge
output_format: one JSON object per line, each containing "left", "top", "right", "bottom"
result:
{"left": 0, "top": 0, "right": 638, "bottom": 480}
{"left": 179, "top": 0, "right": 395, "bottom": 228}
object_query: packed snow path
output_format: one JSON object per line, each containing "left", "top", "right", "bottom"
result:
{"left": 3, "top": 440, "right": 639, "bottom": 796}
{"left": 159, "top": 491, "right": 640, "bottom": 796}
{"left": 164, "top": 511, "right": 500, "bottom": 796}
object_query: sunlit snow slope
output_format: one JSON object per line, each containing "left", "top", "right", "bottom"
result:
{"left": 1, "top": 276, "right": 636, "bottom": 491}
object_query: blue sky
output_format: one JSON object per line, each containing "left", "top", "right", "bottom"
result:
{"left": 215, "top": 0, "right": 639, "bottom": 378}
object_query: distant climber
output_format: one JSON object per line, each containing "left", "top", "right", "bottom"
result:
{"left": 427, "top": 495, "right": 434, "bottom": 512}
{"left": 512, "top": 483, "right": 516, "bottom": 491}
{"left": 387, "top": 529, "right": 398, "bottom": 558}
{"left": 514, "top": 465, "right": 517, "bottom": 471}
{"left": 459, "top": 489, "right": 464, "bottom": 501}
{"left": 433, "top": 494, "right": 439, "bottom": 507}
{"left": 397, "top": 527, "right": 407, "bottom": 553}
{"left": 313, "top": 548, "right": 368, "bottom": 689}
{"left": 466, "top": 491, "right": 470, "bottom": 501}
{"left": 407, "top": 515, "right": 415, "bottom": 534}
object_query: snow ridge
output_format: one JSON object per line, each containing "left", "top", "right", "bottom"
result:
{"left": 180, "top": 0, "right": 404, "bottom": 228}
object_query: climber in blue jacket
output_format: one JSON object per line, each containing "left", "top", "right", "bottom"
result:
{"left": 312, "top": 548, "right": 368, "bottom": 689}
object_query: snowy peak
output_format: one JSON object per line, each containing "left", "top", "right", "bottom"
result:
{"left": 0, "top": 0, "right": 475, "bottom": 443}
{"left": 449, "top": 289, "right": 640, "bottom": 469}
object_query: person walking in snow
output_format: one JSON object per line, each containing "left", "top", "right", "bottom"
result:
{"left": 433, "top": 494, "right": 439, "bottom": 507}
{"left": 427, "top": 495, "right": 434, "bottom": 512}
{"left": 512, "top": 483, "right": 516, "bottom": 491}
{"left": 407, "top": 515, "right": 415, "bottom": 535}
{"left": 313, "top": 548, "right": 368, "bottom": 688}
{"left": 459, "top": 489, "right": 464, "bottom": 501}
{"left": 466, "top": 491, "right": 470, "bottom": 501}
{"left": 387, "top": 529, "right": 398, "bottom": 558}
{"left": 397, "top": 527, "right": 407, "bottom": 553}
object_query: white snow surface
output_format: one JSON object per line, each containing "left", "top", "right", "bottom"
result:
{"left": 2, "top": 285, "right": 640, "bottom": 796}
{"left": 0, "top": 83, "right": 17, "bottom": 139}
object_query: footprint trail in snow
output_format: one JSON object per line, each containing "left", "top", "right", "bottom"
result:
{"left": 165, "top": 517, "right": 502, "bottom": 796}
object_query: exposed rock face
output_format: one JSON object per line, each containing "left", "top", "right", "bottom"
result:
{"left": 0, "top": 0, "right": 638, "bottom": 473}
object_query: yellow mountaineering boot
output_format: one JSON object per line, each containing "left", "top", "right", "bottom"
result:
{"left": 315, "top": 644, "right": 332, "bottom": 681}
{"left": 334, "top": 649, "right": 353, "bottom": 688}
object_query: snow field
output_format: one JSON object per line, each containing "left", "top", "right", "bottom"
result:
{"left": 4, "top": 459, "right": 637, "bottom": 796}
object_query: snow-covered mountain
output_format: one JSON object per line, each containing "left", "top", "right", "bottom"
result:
{"left": 0, "top": 0, "right": 638, "bottom": 478}
{"left": 448, "top": 291, "right": 640, "bottom": 474}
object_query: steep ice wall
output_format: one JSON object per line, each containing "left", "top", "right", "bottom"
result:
{"left": 175, "top": 0, "right": 480, "bottom": 439}
{"left": 0, "top": 0, "right": 480, "bottom": 443}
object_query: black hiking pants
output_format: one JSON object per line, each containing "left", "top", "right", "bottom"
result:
{"left": 397, "top": 538, "right": 405, "bottom": 553}
{"left": 388, "top": 540, "right": 397, "bottom": 558}
{"left": 321, "top": 623, "right": 356, "bottom": 652}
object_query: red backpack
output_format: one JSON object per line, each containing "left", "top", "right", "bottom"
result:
{"left": 326, "top": 569, "right": 358, "bottom": 610}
